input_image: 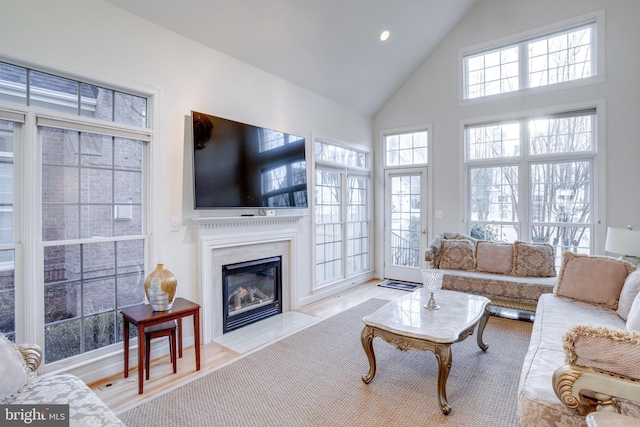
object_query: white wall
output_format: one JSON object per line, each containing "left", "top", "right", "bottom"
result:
{"left": 374, "top": 0, "right": 640, "bottom": 276}
{"left": 0, "top": 0, "right": 373, "bottom": 381}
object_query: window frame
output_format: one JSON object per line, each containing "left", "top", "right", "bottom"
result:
{"left": 462, "top": 100, "right": 606, "bottom": 260}
{"left": 458, "top": 9, "right": 605, "bottom": 104}
{"left": 0, "top": 54, "right": 162, "bottom": 374}
{"left": 312, "top": 135, "right": 372, "bottom": 290}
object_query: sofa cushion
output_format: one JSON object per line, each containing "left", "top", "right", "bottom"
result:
{"left": 554, "top": 252, "right": 633, "bottom": 309}
{"left": 563, "top": 324, "right": 640, "bottom": 380}
{"left": 439, "top": 239, "right": 475, "bottom": 270}
{"left": 0, "top": 333, "right": 30, "bottom": 403}
{"left": 512, "top": 241, "right": 556, "bottom": 277}
{"left": 475, "top": 241, "right": 513, "bottom": 274}
{"left": 618, "top": 270, "right": 640, "bottom": 320}
{"left": 627, "top": 291, "right": 640, "bottom": 332}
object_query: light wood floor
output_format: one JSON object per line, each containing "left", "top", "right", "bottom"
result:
{"left": 90, "top": 279, "right": 406, "bottom": 413}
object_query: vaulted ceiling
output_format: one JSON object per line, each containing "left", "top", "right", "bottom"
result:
{"left": 103, "top": 0, "right": 478, "bottom": 116}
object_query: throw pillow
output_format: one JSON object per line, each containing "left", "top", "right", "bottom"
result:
{"left": 512, "top": 241, "right": 556, "bottom": 277}
{"left": 475, "top": 241, "right": 513, "bottom": 274}
{"left": 0, "top": 333, "right": 30, "bottom": 403}
{"left": 628, "top": 291, "right": 640, "bottom": 332}
{"left": 439, "top": 239, "right": 475, "bottom": 271}
{"left": 563, "top": 325, "right": 640, "bottom": 380}
{"left": 618, "top": 270, "right": 640, "bottom": 321}
{"left": 554, "top": 251, "right": 634, "bottom": 309}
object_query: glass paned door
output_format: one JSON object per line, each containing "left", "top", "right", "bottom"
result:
{"left": 384, "top": 172, "right": 426, "bottom": 282}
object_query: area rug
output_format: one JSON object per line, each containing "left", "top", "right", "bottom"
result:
{"left": 377, "top": 280, "right": 421, "bottom": 291}
{"left": 118, "top": 298, "right": 532, "bottom": 427}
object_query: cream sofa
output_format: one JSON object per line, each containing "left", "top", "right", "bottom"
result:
{"left": 425, "top": 232, "right": 556, "bottom": 312}
{"left": 517, "top": 252, "right": 640, "bottom": 426}
{"left": 0, "top": 335, "right": 125, "bottom": 427}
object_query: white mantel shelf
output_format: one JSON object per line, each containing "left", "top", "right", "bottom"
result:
{"left": 190, "top": 215, "right": 304, "bottom": 229}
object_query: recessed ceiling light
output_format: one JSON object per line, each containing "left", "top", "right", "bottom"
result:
{"left": 380, "top": 30, "right": 390, "bottom": 41}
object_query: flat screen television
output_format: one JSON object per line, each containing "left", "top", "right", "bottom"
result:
{"left": 191, "top": 111, "right": 308, "bottom": 209}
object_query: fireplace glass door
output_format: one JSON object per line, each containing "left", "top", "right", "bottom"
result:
{"left": 222, "top": 256, "right": 282, "bottom": 332}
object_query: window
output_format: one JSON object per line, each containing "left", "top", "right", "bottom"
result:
{"left": 314, "top": 138, "right": 370, "bottom": 285}
{"left": 0, "top": 118, "right": 18, "bottom": 342}
{"left": 465, "top": 109, "right": 597, "bottom": 264}
{"left": 463, "top": 19, "right": 598, "bottom": 100}
{"left": 0, "top": 60, "right": 152, "bottom": 364}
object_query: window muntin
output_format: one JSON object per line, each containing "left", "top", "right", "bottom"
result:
{"left": 0, "top": 124, "right": 14, "bottom": 246}
{"left": 42, "top": 128, "right": 143, "bottom": 241}
{"left": 529, "top": 27, "right": 592, "bottom": 88}
{"left": 314, "top": 138, "right": 371, "bottom": 285}
{"left": 315, "top": 168, "right": 343, "bottom": 283}
{"left": 465, "top": 110, "right": 596, "bottom": 261}
{"left": 41, "top": 123, "right": 146, "bottom": 364}
{"left": 43, "top": 239, "right": 145, "bottom": 363}
{"left": 529, "top": 113, "right": 593, "bottom": 154}
{"left": 384, "top": 130, "right": 427, "bottom": 167}
{"left": 464, "top": 23, "right": 596, "bottom": 100}
{"left": 467, "top": 122, "right": 520, "bottom": 160}
{"left": 346, "top": 176, "right": 369, "bottom": 275}
{"left": 0, "top": 62, "right": 147, "bottom": 128}
{"left": 315, "top": 139, "right": 367, "bottom": 168}
{"left": 0, "top": 249, "right": 15, "bottom": 341}
{"left": 467, "top": 46, "right": 519, "bottom": 99}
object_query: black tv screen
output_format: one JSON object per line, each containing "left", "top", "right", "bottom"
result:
{"left": 191, "top": 111, "right": 308, "bottom": 209}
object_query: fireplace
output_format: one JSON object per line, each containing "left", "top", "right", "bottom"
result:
{"left": 222, "top": 256, "right": 282, "bottom": 333}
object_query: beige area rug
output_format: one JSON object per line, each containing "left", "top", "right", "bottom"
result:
{"left": 118, "top": 298, "right": 533, "bottom": 427}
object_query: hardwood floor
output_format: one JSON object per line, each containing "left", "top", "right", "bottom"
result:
{"left": 90, "top": 279, "right": 406, "bottom": 413}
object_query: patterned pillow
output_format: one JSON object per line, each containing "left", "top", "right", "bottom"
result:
{"left": 618, "top": 270, "right": 640, "bottom": 321}
{"left": 439, "top": 239, "right": 475, "bottom": 271}
{"left": 0, "top": 333, "right": 30, "bottom": 403}
{"left": 554, "top": 251, "right": 633, "bottom": 309}
{"left": 475, "top": 241, "right": 513, "bottom": 274}
{"left": 563, "top": 324, "right": 640, "bottom": 380}
{"left": 512, "top": 241, "right": 556, "bottom": 277}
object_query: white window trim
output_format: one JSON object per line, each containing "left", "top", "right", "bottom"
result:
{"left": 459, "top": 99, "right": 606, "bottom": 253}
{"left": 458, "top": 9, "right": 605, "bottom": 105}
{"left": 311, "top": 132, "right": 373, "bottom": 293}
{"left": 0, "top": 45, "right": 164, "bottom": 379}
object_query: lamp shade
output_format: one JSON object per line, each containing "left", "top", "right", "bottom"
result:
{"left": 605, "top": 227, "right": 640, "bottom": 257}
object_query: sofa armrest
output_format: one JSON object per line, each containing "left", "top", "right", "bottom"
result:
{"left": 553, "top": 364, "right": 640, "bottom": 413}
{"left": 17, "top": 344, "right": 42, "bottom": 374}
{"left": 424, "top": 247, "right": 436, "bottom": 268}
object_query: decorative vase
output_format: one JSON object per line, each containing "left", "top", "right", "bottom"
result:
{"left": 144, "top": 264, "right": 177, "bottom": 311}
{"left": 421, "top": 268, "right": 444, "bottom": 310}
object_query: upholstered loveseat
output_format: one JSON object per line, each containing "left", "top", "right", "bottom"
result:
{"left": 517, "top": 252, "right": 640, "bottom": 426}
{"left": 424, "top": 232, "right": 556, "bottom": 312}
{"left": 0, "top": 334, "right": 125, "bottom": 427}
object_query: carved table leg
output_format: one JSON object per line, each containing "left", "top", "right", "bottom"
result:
{"left": 476, "top": 307, "right": 490, "bottom": 351}
{"left": 434, "top": 344, "right": 453, "bottom": 415}
{"left": 361, "top": 326, "right": 377, "bottom": 384}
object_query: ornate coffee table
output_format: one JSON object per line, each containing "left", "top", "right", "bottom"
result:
{"left": 361, "top": 289, "right": 490, "bottom": 415}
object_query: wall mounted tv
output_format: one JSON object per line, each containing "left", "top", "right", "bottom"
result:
{"left": 191, "top": 111, "right": 308, "bottom": 209}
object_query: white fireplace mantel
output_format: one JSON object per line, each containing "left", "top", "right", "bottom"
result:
{"left": 191, "top": 215, "right": 303, "bottom": 229}
{"left": 193, "top": 218, "right": 302, "bottom": 344}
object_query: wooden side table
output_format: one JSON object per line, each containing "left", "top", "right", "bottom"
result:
{"left": 121, "top": 297, "right": 201, "bottom": 394}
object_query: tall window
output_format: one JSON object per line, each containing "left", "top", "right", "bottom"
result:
{"left": 464, "top": 21, "right": 597, "bottom": 99}
{"left": 314, "top": 138, "right": 370, "bottom": 285}
{"left": 465, "top": 109, "right": 596, "bottom": 264}
{"left": 0, "top": 60, "right": 152, "bottom": 364}
{"left": 0, "top": 117, "right": 18, "bottom": 341}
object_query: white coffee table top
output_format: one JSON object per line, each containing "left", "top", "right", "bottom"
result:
{"left": 363, "top": 289, "right": 490, "bottom": 343}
